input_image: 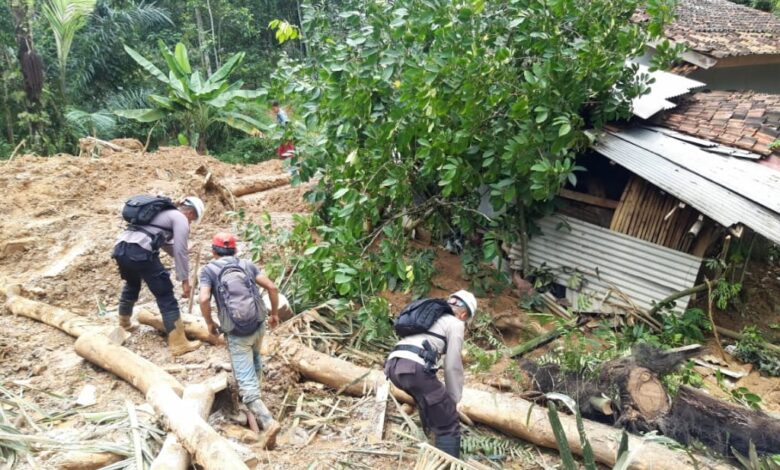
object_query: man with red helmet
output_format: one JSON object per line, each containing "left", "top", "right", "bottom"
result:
{"left": 199, "top": 232, "right": 281, "bottom": 447}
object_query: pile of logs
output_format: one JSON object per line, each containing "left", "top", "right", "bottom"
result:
{"left": 5, "top": 286, "right": 773, "bottom": 469}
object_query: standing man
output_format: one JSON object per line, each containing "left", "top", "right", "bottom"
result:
{"left": 385, "top": 290, "right": 476, "bottom": 458}
{"left": 199, "top": 232, "right": 281, "bottom": 448}
{"left": 113, "top": 196, "right": 205, "bottom": 356}
{"left": 272, "top": 100, "right": 295, "bottom": 163}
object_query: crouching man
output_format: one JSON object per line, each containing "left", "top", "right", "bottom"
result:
{"left": 384, "top": 290, "right": 477, "bottom": 458}
{"left": 199, "top": 232, "right": 281, "bottom": 447}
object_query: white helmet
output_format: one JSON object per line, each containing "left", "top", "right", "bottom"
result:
{"left": 182, "top": 196, "right": 205, "bottom": 222}
{"left": 450, "top": 290, "right": 477, "bottom": 320}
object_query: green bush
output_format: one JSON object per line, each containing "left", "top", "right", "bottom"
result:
{"left": 214, "top": 136, "right": 277, "bottom": 165}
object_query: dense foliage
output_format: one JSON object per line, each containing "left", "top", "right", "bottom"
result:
{"left": 1, "top": 0, "right": 304, "bottom": 156}
{"left": 270, "top": 0, "right": 678, "bottom": 309}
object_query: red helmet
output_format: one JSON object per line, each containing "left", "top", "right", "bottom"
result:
{"left": 212, "top": 232, "right": 237, "bottom": 249}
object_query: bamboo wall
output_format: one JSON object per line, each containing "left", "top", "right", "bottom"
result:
{"left": 610, "top": 176, "right": 702, "bottom": 253}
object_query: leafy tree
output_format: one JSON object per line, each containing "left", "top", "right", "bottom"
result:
{"left": 41, "top": 0, "right": 96, "bottom": 101}
{"left": 270, "top": 0, "right": 677, "bottom": 306}
{"left": 115, "top": 41, "right": 266, "bottom": 154}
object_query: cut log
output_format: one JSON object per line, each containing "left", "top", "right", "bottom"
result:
{"left": 151, "top": 375, "right": 228, "bottom": 470}
{"left": 267, "top": 337, "right": 729, "bottom": 470}
{"left": 4, "top": 290, "right": 95, "bottom": 338}
{"left": 146, "top": 383, "right": 249, "bottom": 470}
{"left": 227, "top": 173, "right": 291, "bottom": 197}
{"left": 137, "top": 309, "right": 225, "bottom": 346}
{"left": 662, "top": 386, "right": 780, "bottom": 456}
{"left": 74, "top": 331, "right": 184, "bottom": 396}
{"left": 56, "top": 451, "right": 124, "bottom": 470}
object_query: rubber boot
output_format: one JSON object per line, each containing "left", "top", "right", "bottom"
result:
{"left": 167, "top": 319, "right": 201, "bottom": 356}
{"left": 248, "top": 398, "right": 281, "bottom": 449}
{"left": 434, "top": 434, "right": 461, "bottom": 459}
{"left": 118, "top": 315, "right": 138, "bottom": 332}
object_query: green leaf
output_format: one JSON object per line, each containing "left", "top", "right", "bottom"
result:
{"left": 174, "top": 43, "right": 192, "bottom": 74}
{"left": 333, "top": 188, "right": 350, "bottom": 199}
{"left": 148, "top": 94, "right": 175, "bottom": 110}
{"left": 215, "top": 111, "right": 264, "bottom": 135}
{"left": 124, "top": 45, "right": 168, "bottom": 84}
{"left": 208, "top": 89, "right": 267, "bottom": 108}
{"left": 113, "top": 108, "right": 166, "bottom": 122}
{"left": 558, "top": 122, "right": 571, "bottom": 137}
{"left": 206, "top": 52, "right": 245, "bottom": 87}
{"left": 547, "top": 402, "right": 577, "bottom": 470}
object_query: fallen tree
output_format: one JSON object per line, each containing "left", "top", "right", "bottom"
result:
{"left": 4, "top": 286, "right": 95, "bottom": 338}
{"left": 266, "top": 336, "right": 731, "bottom": 470}
{"left": 138, "top": 309, "right": 225, "bottom": 346}
{"left": 227, "top": 173, "right": 291, "bottom": 197}
{"left": 146, "top": 384, "right": 249, "bottom": 470}
{"left": 150, "top": 376, "right": 228, "bottom": 470}
{"left": 521, "top": 344, "right": 780, "bottom": 456}
{"left": 2, "top": 290, "right": 247, "bottom": 469}
{"left": 75, "top": 331, "right": 184, "bottom": 396}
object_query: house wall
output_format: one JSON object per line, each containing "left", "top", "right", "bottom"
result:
{"left": 610, "top": 176, "right": 703, "bottom": 253}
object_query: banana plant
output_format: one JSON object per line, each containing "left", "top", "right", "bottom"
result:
{"left": 115, "top": 41, "right": 266, "bottom": 154}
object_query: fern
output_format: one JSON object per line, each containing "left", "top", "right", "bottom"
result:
{"left": 461, "top": 427, "right": 527, "bottom": 461}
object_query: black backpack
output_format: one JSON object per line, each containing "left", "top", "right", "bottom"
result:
{"left": 393, "top": 299, "right": 452, "bottom": 346}
{"left": 122, "top": 195, "right": 176, "bottom": 250}
{"left": 122, "top": 195, "right": 177, "bottom": 225}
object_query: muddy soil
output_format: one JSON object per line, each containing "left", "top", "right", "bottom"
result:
{"left": 3, "top": 145, "right": 778, "bottom": 469}
{"left": 0, "top": 147, "right": 543, "bottom": 469}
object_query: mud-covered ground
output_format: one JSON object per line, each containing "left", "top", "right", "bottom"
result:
{"left": 0, "top": 146, "right": 542, "bottom": 469}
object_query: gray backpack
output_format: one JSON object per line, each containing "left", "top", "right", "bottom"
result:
{"left": 215, "top": 260, "right": 266, "bottom": 335}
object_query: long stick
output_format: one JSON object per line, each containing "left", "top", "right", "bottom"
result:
{"left": 188, "top": 244, "right": 202, "bottom": 314}
{"left": 704, "top": 278, "right": 727, "bottom": 361}
{"left": 647, "top": 283, "right": 708, "bottom": 317}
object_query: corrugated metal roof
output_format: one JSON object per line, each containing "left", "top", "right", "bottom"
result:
{"left": 509, "top": 216, "right": 702, "bottom": 314}
{"left": 593, "top": 128, "right": 780, "bottom": 245}
{"left": 631, "top": 64, "right": 705, "bottom": 119}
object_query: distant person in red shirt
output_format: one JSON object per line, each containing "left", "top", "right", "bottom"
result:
{"left": 272, "top": 101, "right": 295, "bottom": 160}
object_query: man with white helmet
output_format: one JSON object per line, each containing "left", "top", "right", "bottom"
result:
{"left": 385, "top": 289, "right": 477, "bottom": 458}
{"left": 112, "top": 195, "right": 205, "bottom": 356}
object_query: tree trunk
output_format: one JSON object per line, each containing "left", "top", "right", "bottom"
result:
{"left": 146, "top": 384, "right": 249, "bottom": 470}
{"left": 267, "top": 337, "right": 729, "bottom": 470}
{"left": 56, "top": 451, "right": 123, "bottom": 470}
{"left": 204, "top": 0, "right": 219, "bottom": 69}
{"left": 0, "top": 48, "right": 15, "bottom": 145}
{"left": 226, "top": 173, "right": 291, "bottom": 197}
{"left": 4, "top": 289, "right": 95, "bottom": 338}
{"left": 599, "top": 364, "right": 669, "bottom": 432}
{"left": 662, "top": 386, "right": 780, "bottom": 456}
{"left": 506, "top": 323, "right": 572, "bottom": 358}
{"left": 9, "top": 0, "right": 44, "bottom": 140}
{"left": 194, "top": 7, "right": 213, "bottom": 76}
{"left": 151, "top": 376, "right": 227, "bottom": 470}
{"left": 74, "top": 332, "right": 184, "bottom": 396}
{"left": 137, "top": 309, "right": 225, "bottom": 346}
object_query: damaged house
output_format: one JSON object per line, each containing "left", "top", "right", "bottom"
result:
{"left": 509, "top": 0, "right": 780, "bottom": 316}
